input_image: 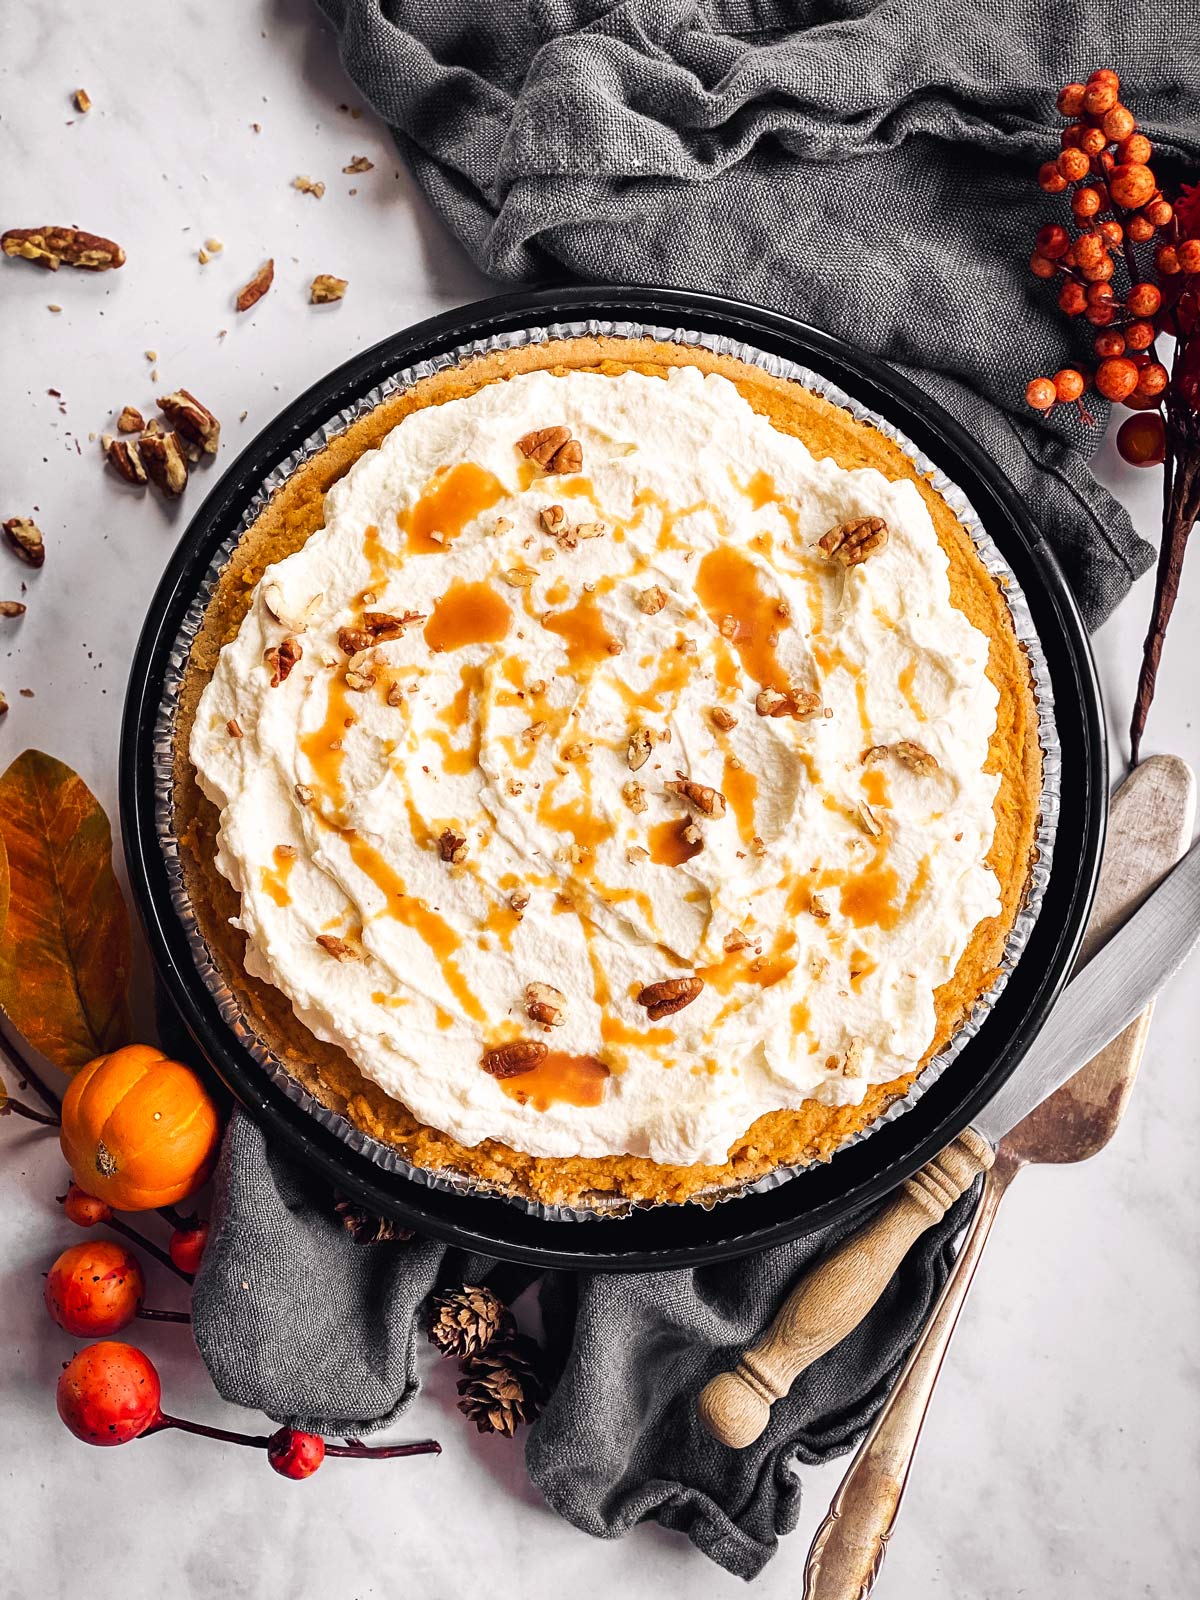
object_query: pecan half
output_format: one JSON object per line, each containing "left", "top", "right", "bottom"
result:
{"left": 637, "top": 976, "right": 704, "bottom": 1021}
{"left": 2, "top": 517, "right": 45, "bottom": 567}
{"left": 102, "top": 434, "right": 147, "bottom": 486}
{"left": 438, "top": 828, "right": 467, "bottom": 864}
{"left": 482, "top": 1040, "right": 547, "bottom": 1078}
{"left": 235, "top": 258, "right": 274, "bottom": 313}
{"left": 818, "top": 516, "right": 889, "bottom": 566}
{"left": 664, "top": 771, "right": 726, "bottom": 818}
{"left": 525, "top": 981, "right": 566, "bottom": 1030}
{"left": 265, "top": 637, "right": 302, "bottom": 686}
{"left": 2, "top": 226, "right": 125, "bottom": 271}
{"left": 316, "top": 934, "right": 359, "bottom": 962}
{"left": 755, "top": 686, "right": 821, "bottom": 721}
{"left": 863, "top": 739, "right": 939, "bottom": 775}
{"left": 516, "top": 426, "right": 583, "bottom": 474}
{"left": 117, "top": 405, "right": 144, "bottom": 434}
{"left": 637, "top": 585, "right": 668, "bottom": 615}
{"left": 626, "top": 726, "right": 653, "bottom": 771}
{"left": 138, "top": 429, "right": 188, "bottom": 497}
{"left": 158, "top": 389, "right": 221, "bottom": 455}
{"left": 310, "top": 273, "right": 348, "bottom": 304}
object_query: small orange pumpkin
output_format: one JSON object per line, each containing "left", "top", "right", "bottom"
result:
{"left": 60, "top": 1045, "right": 221, "bottom": 1211}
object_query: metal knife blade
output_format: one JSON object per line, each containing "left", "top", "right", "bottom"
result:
{"left": 975, "top": 831, "right": 1200, "bottom": 1146}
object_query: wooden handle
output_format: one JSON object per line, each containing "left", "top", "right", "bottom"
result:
{"left": 697, "top": 1128, "right": 994, "bottom": 1449}
{"left": 803, "top": 1155, "right": 1015, "bottom": 1597}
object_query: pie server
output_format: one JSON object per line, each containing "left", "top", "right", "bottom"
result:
{"left": 699, "top": 827, "right": 1200, "bottom": 1448}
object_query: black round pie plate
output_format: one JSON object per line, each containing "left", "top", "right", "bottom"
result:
{"left": 120, "top": 286, "right": 1107, "bottom": 1270}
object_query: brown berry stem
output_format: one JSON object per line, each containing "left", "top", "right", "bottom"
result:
{"left": 145, "top": 1413, "right": 441, "bottom": 1458}
{"left": 102, "top": 1215, "right": 194, "bottom": 1285}
{"left": 137, "top": 1307, "right": 192, "bottom": 1325}
{"left": 1, "top": 1097, "right": 61, "bottom": 1128}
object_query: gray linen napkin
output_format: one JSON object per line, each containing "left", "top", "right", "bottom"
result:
{"left": 192, "top": 0, "right": 1200, "bottom": 1577}
{"left": 193, "top": 1112, "right": 979, "bottom": 1578}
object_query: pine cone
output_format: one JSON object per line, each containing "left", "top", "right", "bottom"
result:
{"left": 427, "top": 1284, "right": 514, "bottom": 1360}
{"left": 455, "top": 1337, "right": 547, "bottom": 1437}
{"left": 332, "top": 1197, "right": 413, "bottom": 1244}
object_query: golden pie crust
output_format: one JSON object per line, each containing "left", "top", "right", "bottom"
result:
{"left": 174, "top": 337, "right": 1042, "bottom": 1207}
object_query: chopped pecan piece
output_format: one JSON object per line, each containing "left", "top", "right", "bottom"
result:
{"left": 637, "top": 585, "right": 668, "bottom": 615}
{"left": 0, "top": 600, "right": 26, "bottom": 618}
{"left": 2, "top": 226, "right": 125, "bottom": 271}
{"left": 525, "top": 981, "right": 567, "bottom": 1030}
{"left": 621, "top": 779, "right": 647, "bottom": 814}
{"left": 73, "top": 89, "right": 92, "bottom": 113}
{"left": 516, "top": 426, "right": 583, "bottom": 475}
{"left": 102, "top": 434, "right": 147, "bottom": 486}
{"left": 819, "top": 516, "right": 889, "bottom": 566}
{"left": 502, "top": 566, "right": 536, "bottom": 587}
{"left": 438, "top": 828, "right": 467, "bottom": 864}
{"left": 226, "top": 718, "right": 243, "bottom": 738}
{"left": 538, "top": 504, "right": 566, "bottom": 535}
{"left": 365, "top": 609, "right": 424, "bottom": 639}
{"left": 709, "top": 706, "right": 738, "bottom": 732}
{"left": 664, "top": 770, "right": 726, "bottom": 818}
{"left": 337, "top": 626, "right": 373, "bottom": 656}
{"left": 626, "top": 726, "right": 653, "bottom": 771}
{"left": 626, "top": 845, "right": 650, "bottom": 863}
{"left": 294, "top": 783, "right": 314, "bottom": 806}
{"left": 682, "top": 822, "right": 702, "bottom": 847}
{"left": 509, "top": 888, "right": 530, "bottom": 916}
{"left": 342, "top": 155, "right": 374, "bottom": 174}
{"left": 808, "top": 891, "right": 831, "bottom": 921}
{"left": 316, "top": 934, "right": 359, "bottom": 961}
{"left": 863, "top": 739, "right": 939, "bottom": 774}
{"left": 3, "top": 517, "right": 45, "bottom": 567}
{"left": 263, "top": 582, "right": 323, "bottom": 633}
{"left": 138, "top": 429, "right": 188, "bottom": 497}
{"left": 345, "top": 660, "right": 377, "bottom": 691}
{"left": 235, "top": 258, "right": 274, "bottom": 312}
{"left": 310, "top": 273, "right": 348, "bottom": 304}
{"left": 265, "top": 637, "right": 302, "bottom": 686}
{"left": 755, "top": 686, "right": 821, "bottom": 721}
{"left": 386, "top": 680, "right": 406, "bottom": 707}
{"left": 117, "top": 405, "right": 144, "bottom": 434}
{"left": 293, "top": 175, "right": 326, "bottom": 198}
{"left": 158, "top": 389, "right": 221, "bottom": 455}
{"left": 482, "top": 1039, "right": 547, "bottom": 1078}
{"left": 637, "top": 976, "right": 704, "bottom": 1021}
{"left": 723, "top": 928, "right": 753, "bottom": 953}
{"left": 575, "top": 520, "right": 607, "bottom": 540}
{"left": 855, "top": 801, "right": 882, "bottom": 838}
{"left": 0, "top": 692, "right": 7, "bottom": 718}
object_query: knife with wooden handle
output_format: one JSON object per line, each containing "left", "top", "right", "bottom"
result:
{"left": 802, "top": 754, "right": 1195, "bottom": 1599}
{"left": 698, "top": 756, "right": 1200, "bottom": 1451}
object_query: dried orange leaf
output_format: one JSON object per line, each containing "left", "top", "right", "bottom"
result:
{"left": 0, "top": 750, "right": 132, "bottom": 1071}
{"left": 0, "top": 828, "right": 9, "bottom": 943}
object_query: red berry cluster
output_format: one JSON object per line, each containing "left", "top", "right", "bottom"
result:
{"left": 1025, "top": 68, "right": 1187, "bottom": 447}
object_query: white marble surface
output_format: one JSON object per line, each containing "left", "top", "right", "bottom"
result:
{"left": 1, "top": 5, "right": 1197, "bottom": 1596}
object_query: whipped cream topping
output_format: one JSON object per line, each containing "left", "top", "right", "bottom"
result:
{"left": 190, "top": 365, "right": 1001, "bottom": 1166}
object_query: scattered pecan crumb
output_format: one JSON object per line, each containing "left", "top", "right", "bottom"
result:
{"left": 621, "top": 779, "right": 647, "bottom": 814}
{"left": 158, "top": 389, "right": 221, "bottom": 455}
{"left": 316, "top": 934, "right": 359, "bottom": 962}
{"left": 342, "top": 155, "right": 374, "bottom": 174}
{"left": 682, "top": 822, "right": 703, "bottom": 847}
{"left": 3, "top": 517, "right": 45, "bottom": 567}
{"left": 637, "top": 585, "right": 667, "bottom": 615}
{"left": 626, "top": 844, "right": 650, "bottom": 864}
{"left": 839, "top": 1038, "right": 866, "bottom": 1078}
{"left": 206, "top": 238, "right": 223, "bottom": 254}
{"left": 755, "top": 686, "right": 821, "bottom": 721}
{"left": 226, "top": 717, "right": 243, "bottom": 738}
{"left": 72, "top": 89, "right": 92, "bottom": 113}
{"left": 294, "top": 783, "right": 314, "bottom": 806}
{"left": 808, "top": 892, "right": 830, "bottom": 921}
{"left": 235, "top": 259, "right": 274, "bottom": 312}
{"left": 637, "top": 976, "right": 704, "bottom": 1021}
{"left": 502, "top": 566, "right": 536, "bottom": 588}
{"left": 47, "top": 303, "right": 61, "bottom": 312}
{"left": 855, "top": 801, "right": 882, "bottom": 838}
{"left": 509, "top": 888, "right": 530, "bottom": 916}
{"left": 560, "top": 741, "right": 589, "bottom": 762}
{"left": 102, "top": 435, "right": 147, "bottom": 486}
{"left": 862, "top": 739, "right": 939, "bottom": 774}
{"left": 520, "top": 719, "right": 546, "bottom": 746}
{"left": 709, "top": 706, "right": 738, "bottom": 731}
{"left": 723, "top": 928, "right": 753, "bottom": 953}
{"left": 664, "top": 770, "right": 726, "bottom": 818}
{"left": 717, "top": 614, "right": 738, "bottom": 640}
{"left": 438, "top": 828, "right": 467, "bottom": 865}
{"left": 138, "top": 429, "right": 189, "bottom": 497}
{"left": 482, "top": 1039, "right": 546, "bottom": 1078}
{"left": 345, "top": 661, "right": 377, "bottom": 691}
{"left": 0, "top": 600, "right": 26, "bottom": 618}
{"left": 626, "top": 727, "right": 653, "bottom": 771}
{"left": 819, "top": 516, "right": 889, "bottom": 566}
{"left": 293, "top": 175, "right": 325, "bottom": 199}
{"left": 525, "top": 981, "right": 566, "bottom": 1030}
{"left": 2, "top": 226, "right": 125, "bottom": 271}
{"left": 575, "top": 521, "right": 607, "bottom": 540}
{"left": 310, "top": 273, "right": 348, "bottom": 304}
{"left": 516, "top": 426, "right": 582, "bottom": 475}
{"left": 117, "top": 405, "right": 144, "bottom": 433}
{"left": 265, "top": 637, "right": 302, "bottom": 686}
{"left": 386, "top": 680, "right": 406, "bottom": 707}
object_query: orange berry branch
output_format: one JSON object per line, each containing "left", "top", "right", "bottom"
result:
{"left": 1023, "top": 68, "right": 1200, "bottom": 761}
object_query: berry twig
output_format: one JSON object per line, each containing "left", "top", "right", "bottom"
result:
{"left": 1, "top": 1097, "right": 60, "bottom": 1128}
{"left": 0, "top": 1032, "right": 63, "bottom": 1117}
{"left": 146, "top": 1414, "right": 442, "bottom": 1460}
{"left": 60, "top": 1184, "right": 195, "bottom": 1283}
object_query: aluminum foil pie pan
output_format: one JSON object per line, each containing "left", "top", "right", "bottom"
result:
{"left": 146, "top": 310, "right": 1061, "bottom": 1224}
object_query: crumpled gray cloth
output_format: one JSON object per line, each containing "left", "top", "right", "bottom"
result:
{"left": 194, "top": 1, "right": 1200, "bottom": 1576}
{"left": 195, "top": 1111, "right": 979, "bottom": 1577}
{"left": 314, "top": 0, "right": 1198, "bottom": 626}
